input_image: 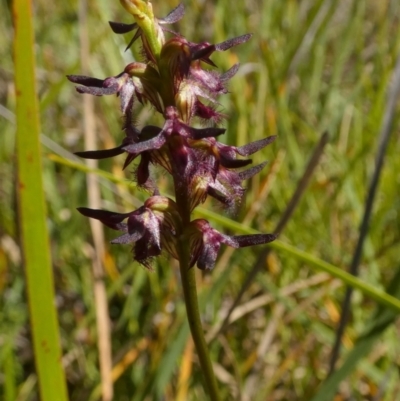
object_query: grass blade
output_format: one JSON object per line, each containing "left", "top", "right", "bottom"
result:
{"left": 13, "top": 0, "right": 69, "bottom": 400}
{"left": 49, "top": 154, "right": 400, "bottom": 314}
{"left": 3, "top": 339, "right": 17, "bottom": 401}
{"left": 310, "top": 265, "right": 400, "bottom": 401}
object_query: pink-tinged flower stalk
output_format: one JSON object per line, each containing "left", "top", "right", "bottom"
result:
{"left": 69, "top": 1, "right": 276, "bottom": 399}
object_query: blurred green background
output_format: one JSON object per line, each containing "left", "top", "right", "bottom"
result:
{"left": 1, "top": 0, "right": 400, "bottom": 400}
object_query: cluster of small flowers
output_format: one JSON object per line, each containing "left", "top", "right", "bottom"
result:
{"left": 69, "top": 3, "right": 276, "bottom": 270}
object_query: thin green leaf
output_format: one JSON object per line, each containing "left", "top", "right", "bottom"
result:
{"left": 154, "top": 320, "right": 190, "bottom": 398}
{"left": 13, "top": 0, "right": 69, "bottom": 400}
{"left": 50, "top": 155, "right": 400, "bottom": 314}
{"left": 3, "top": 340, "right": 17, "bottom": 401}
{"left": 194, "top": 208, "right": 400, "bottom": 313}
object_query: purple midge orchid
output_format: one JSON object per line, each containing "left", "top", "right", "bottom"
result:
{"left": 70, "top": 2, "right": 276, "bottom": 271}
{"left": 70, "top": 0, "right": 277, "bottom": 397}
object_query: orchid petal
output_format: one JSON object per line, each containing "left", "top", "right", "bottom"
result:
{"left": 220, "top": 157, "right": 252, "bottom": 169}
{"left": 159, "top": 3, "right": 185, "bottom": 24}
{"left": 75, "top": 84, "right": 119, "bottom": 96}
{"left": 220, "top": 63, "right": 240, "bottom": 81}
{"left": 75, "top": 146, "right": 125, "bottom": 159}
{"left": 197, "top": 241, "right": 221, "bottom": 270}
{"left": 66, "top": 75, "right": 105, "bottom": 87}
{"left": 125, "top": 29, "right": 142, "bottom": 51}
{"left": 236, "top": 136, "right": 276, "bottom": 156}
{"left": 188, "top": 127, "right": 226, "bottom": 140}
{"left": 108, "top": 21, "right": 137, "bottom": 34}
{"left": 77, "top": 207, "right": 130, "bottom": 230}
{"left": 215, "top": 34, "right": 252, "bottom": 51}
{"left": 111, "top": 231, "right": 143, "bottom": 244}
{"left": 238, "top": 161, "right": 268, "bottom": 180}
{"left": 123, "top": 133, "right": 166, "bottom": 154}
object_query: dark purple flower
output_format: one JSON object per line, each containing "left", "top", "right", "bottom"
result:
{"left": 207, "top": 161, "right": 269, "bottom": 211}
{"left": 68, "top": 62, "right": 166, "bottom": 114}
{"left": 159, "top": 34, "right": 251, "bottom": 80}
{"left": 122, "top": 106, "right": 225, "bottom": 158}
{"left": 195, "top": 135, "right": 276, "bottom": 169}
{"left": 67, "top": 72, "right": 137, "bottom": 115}
{"left": 78, "top": 196, "right": 180, "bottom": 269}
{"left": 175, "top": 75, "right": 231, "bottom": 124}
{"left": 191, "top": 63, "right": 240, "bottom": 96}
{"left": 189, "top": 219, "right": 276, "bottom": 270}
{"left": 158, "top": 35, "right": 250, "bottom": 123}
{"left": 187, "top": 136, "right": 276, "bottom": 211}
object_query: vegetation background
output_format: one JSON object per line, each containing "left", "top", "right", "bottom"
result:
{"left": 1, "top": 0, "right": 400, "bottom": 400}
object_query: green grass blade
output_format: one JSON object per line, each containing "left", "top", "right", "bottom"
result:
{"left": 310, "top": 265, "right": 400, "bottom": 401}
{"left": 154, "top": 320, "right": 190, "bottom": 399}
{"left": 3, "top": 339, "right": 17, "bottom": 401}
{"left": 47, "top": 154, "right": 135, "bottom": 186}
{"left": 13, "top": 0, "right": 69, "bottom": 400}
{"left": 49, "top": 155, "right": 400, "bottom": 314}
{"left": 194, "top": 208, "right": 400, "bottom": 313}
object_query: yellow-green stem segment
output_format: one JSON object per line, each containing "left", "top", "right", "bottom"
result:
{"left": 120, "top": 0, "right": 162, "bottom": 59}
{"left": 177, "top": 239, "right": 221, "bottom": 401}
{"left": 174, "top": 175, "right": 221, "bottom": 400}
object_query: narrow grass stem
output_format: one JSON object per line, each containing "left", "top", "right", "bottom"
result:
{"left": 177, "top": 241, "right": 221, "bottom": 401}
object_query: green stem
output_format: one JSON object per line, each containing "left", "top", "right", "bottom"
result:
{"left": 120, "top": 0, "right": 162, "bottom": 59}
{"left": 174, "top": 177, "right": 221, "bottom": 400}
{"left": 177, "top": 238, "right": 221, "bottom": 401}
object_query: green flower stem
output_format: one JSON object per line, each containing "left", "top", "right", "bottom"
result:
{"left": 177, "top": 239, "right": 221, "bottom": 401}
{"left": 174, "top": 178, "right": 221, "bottom": 400}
